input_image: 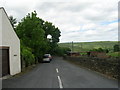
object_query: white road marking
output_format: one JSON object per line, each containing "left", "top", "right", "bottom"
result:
{"left": 56, "top": 68, "right": 59, "bottom": 73}
{"left": 57, "top": 76, "right": 63, "bottom": 89}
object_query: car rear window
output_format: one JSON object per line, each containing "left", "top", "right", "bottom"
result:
{"left": 43, "top": 55, "right": 49, "bottom": 58}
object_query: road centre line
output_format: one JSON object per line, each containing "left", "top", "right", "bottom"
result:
{"left": 57, "top": 76, "right": 63, "bottom": 89}
{"left": 56, "top": 68, "right": 59, "bottom": 73}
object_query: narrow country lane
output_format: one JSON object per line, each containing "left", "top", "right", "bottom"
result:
{"left": 2, "top": 57, "right": 118, "bottom": 88}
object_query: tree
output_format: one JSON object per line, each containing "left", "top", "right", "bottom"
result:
{"left": 114, "top": 44, "right": 120, "bottom": 52}
{"left": 43, "top": 21, "right": 61, "bottom": 43}
{"left": 9, "top": 15, "right": 17, "bottom": 28}
{"left": 16, "top": 11, "right": 48, "bottom": 62}
{"left": 43, "top": 21, "right": 61, "bottom": 54}
{"left": 15, "top": 11, "right": 61, "bottom": 66}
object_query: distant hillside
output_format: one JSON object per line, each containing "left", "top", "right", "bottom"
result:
{"left": 59, "top": 41, "right": 118, "bottom": 52}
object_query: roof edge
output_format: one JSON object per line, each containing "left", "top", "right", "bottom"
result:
{"left": 0, "top": 7, "right": 20, "bottom": 40}
{"left": 0, "top": 7, "right": 4, "bottom": 9}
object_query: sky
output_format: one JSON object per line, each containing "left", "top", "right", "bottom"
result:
{"left": 0, "top": 0, "right": 119, "bottom": 43}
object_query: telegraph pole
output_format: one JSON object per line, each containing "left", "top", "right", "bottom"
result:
{"left": 72, "top": 41, "right": 73, "bottom": 52}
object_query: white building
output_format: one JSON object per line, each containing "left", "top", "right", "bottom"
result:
{"left": 0, "top": 7, "right": 21, "bottom": 77}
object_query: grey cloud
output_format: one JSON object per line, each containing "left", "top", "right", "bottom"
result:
{"left": 1, "top": 0, "right": 118, "bottom": 42}
{"left": 35, "top": 2, "right": 57, "bottom": 11}
{"left": 59, "top": 2, "right": 93, "bottom": 12}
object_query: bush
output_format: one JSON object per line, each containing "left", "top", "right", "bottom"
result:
{"left": 114, "top": 44, "right": 120, "bottom": 52}
{"left": 21, "top": 45, "right": 35, "bottom": 67}
{"left": 54, "top": 47, "right": 71, "bottom": 56}
{"left": 90, "top": 48, "right": 109, "bottom": 53}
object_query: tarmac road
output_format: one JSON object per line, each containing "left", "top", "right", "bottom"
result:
{"left": 2, "top": 57, "right": 118, "bottom": 88}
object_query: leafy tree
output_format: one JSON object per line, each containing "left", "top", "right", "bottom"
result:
{"left": 43, "top": 21, "right": 61, "bottom": 43}
{"left": 15, "top": 11, "right": 61, "bottom": 66}
{"left": 9, "top": 15, "right": 17, "bottom": 28}
{"left": 52, "top": 27, "right": 61, "bottom": 43}
{"left": 43, "top": 21, "right": 61, "bottom": 54}
{"left": 114, "top": 44, "right": 120, "bottom": 52}
{"left": 16, "top": 11, "right": 48, "bottom": 62}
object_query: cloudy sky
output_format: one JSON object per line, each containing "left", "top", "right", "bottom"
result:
{"left": 0, "top": 0, "right": 119, "bottom": 43}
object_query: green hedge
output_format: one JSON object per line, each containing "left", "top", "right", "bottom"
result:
{"left": 21, "top": 45, "right": 35, "bottom": 67}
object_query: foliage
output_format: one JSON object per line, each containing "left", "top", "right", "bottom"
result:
{"left": 16, "top": 11, "right": 49, "bottom": 63}
{"left": 43, "top": 21, "right": 61, "bottom": 54}
{"left": 80, "top": 52, "right": 87, "bottom": 55}
{"left": 90, "top": 48, "right": 109, "bottom": 53}
{"left": 43, "top": 21, "right": 61, "bottom": 42}
{"left": 113, "top": 44, "right": 120, "bottom": 52}
{"left": 9, "top": 15, "right": 17, "bottom": 28}
{"left": 21, "top": 43, "right": 35, "bottom": 67}
{"left": 54, "top": 47, "right": 71, "bottom": 56}
{"left": 15, "top": 11, "right": 61, "bottom": 66}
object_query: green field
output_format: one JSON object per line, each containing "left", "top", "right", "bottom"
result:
{"left": 59, "top": 41, "right": 118, "bottom": 52}
{"left": 107, "top": 52, "right": 119, "bottom": 57}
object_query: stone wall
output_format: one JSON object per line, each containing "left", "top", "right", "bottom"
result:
{"left": 63, "top": 56, "right": 119, "bottom": 80}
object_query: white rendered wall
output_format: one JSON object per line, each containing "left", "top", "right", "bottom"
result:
{"left": 0, "top": 9, "right": 2, "bottom": 46}
{"left": 0, "top": 8, "right": 21, "bottom": 75}
{"left": 0, "top": 8, "right": 2, "bottom": 90}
